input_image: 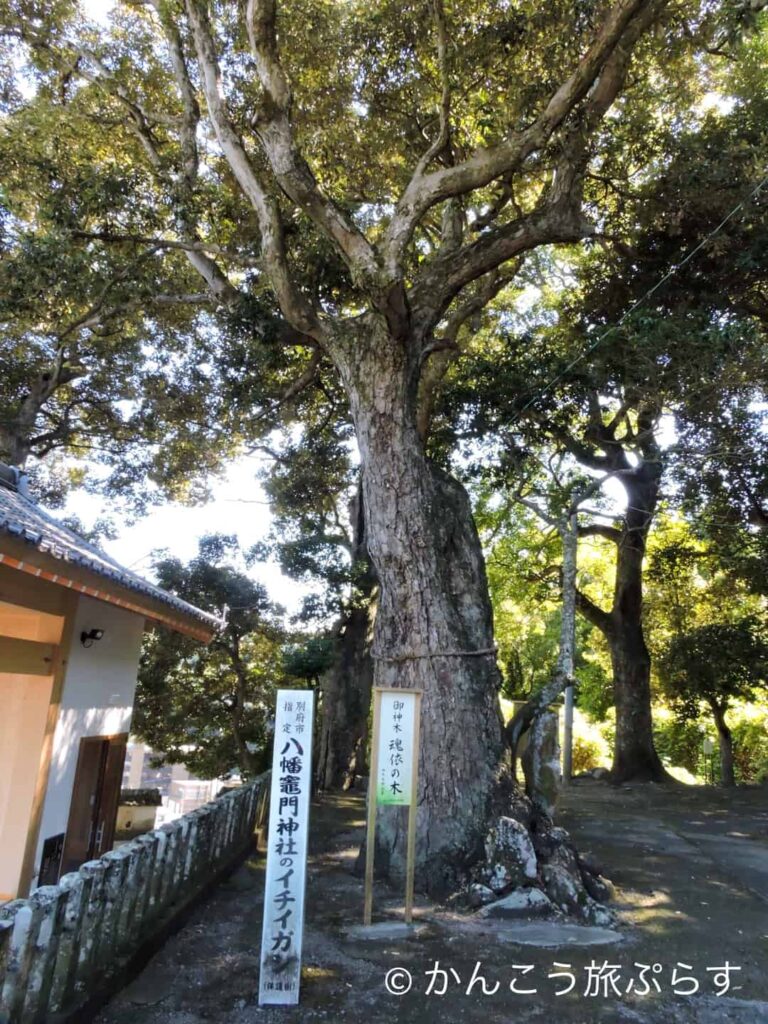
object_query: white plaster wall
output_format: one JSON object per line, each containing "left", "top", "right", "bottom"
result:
{"left": 33, "top": 595, "right": 145, "bottom": 887}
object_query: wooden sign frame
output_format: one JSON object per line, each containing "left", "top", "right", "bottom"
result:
{"left": 364, "top": 686, "right": 423, "bottom": 925}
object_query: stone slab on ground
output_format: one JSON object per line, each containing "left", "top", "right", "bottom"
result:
{"left": 484, "top": 920, "right": 623, "bottom": 947}
{"left": 343, "top": 921, "right": 430, "bottom": 942}
{"left": 476, "top": 887, "right": 555, "bottom": 918}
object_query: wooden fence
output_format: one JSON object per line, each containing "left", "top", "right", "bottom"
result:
{"left": 0, "top": 774, "right": 269, "bottom": 1024}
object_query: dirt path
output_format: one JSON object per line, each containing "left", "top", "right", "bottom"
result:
{"left": 96, "top": 782, "right": 768, "bottom": 1024}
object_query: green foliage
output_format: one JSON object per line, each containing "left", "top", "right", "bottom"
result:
{"left": 658, "top": 617, "right": 768, "bottom": 720}
{"left": 574, "top": 650, "right": 613, "bottom": 722}
{"left": 1, "top": 3, "right": 767, "bottom": 803}
{"left": 479, "top": 488, "right": 613, "bottom": 712}
{"left": 134, "top": 534, "right": 295, "bottom": 780}
{"left": 731, "top": 716, "right": 768, "bottom": 784}
{"left": 282, "top": 635, "right": 336, "bottom": 683}
{"left": 652, "top": 706, "right": 768, "bottom": 785}
{"left": 571, "top": 735, "right": 603, "bottom": 775}
{"left": 0, "top": 0, "right": 749, "bottom": 499}
{"left": 652, "top": 716, "right": 706, "bottom": 777}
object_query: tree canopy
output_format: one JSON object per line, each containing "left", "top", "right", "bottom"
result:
{"left": 134, "top": 534, "right": 290, "bottom": 779}
{"left": 4, "top": 0, "right": 768, "bottom": 887}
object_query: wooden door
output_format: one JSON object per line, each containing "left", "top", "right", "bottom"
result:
{"left": 59, "top": 734, "right": 127, "bottom": 876}
{"left": 98, "top": 736, "right": 127, "bottom": 855}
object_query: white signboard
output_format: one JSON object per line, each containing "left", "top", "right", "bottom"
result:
{"left": 364, "top": 687, "right": 422, "bottom": 925}
{"left": 375, "top": 690, "right": 417, "bottom": 806}
{"left": 259, "top": 689, "right": 314, "bottom": 1006}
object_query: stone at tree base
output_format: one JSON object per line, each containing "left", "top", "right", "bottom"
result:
{"left": 487, "top": 921, "right": 623, "bottom": 947}
{"left": 577, "top": 850, "right": 605, "bottom": 877}
{"left": 542, "top": 864, "right": 616, "bottom": 928}
{"left": 487, "top": 862, "right": 513, "bottom": 893}
{"left": 467, "top": 802, "right": 616, "bottom": 928}
{"left": 521, "top": 710, "right": 562, "bottom": 818}
{"left": 575, "top": 848, "right": 616, "bottom": 902}
{"left": 344, "top": 921, "right": 429, "bottom": 942}
{"left": 483, "top": 816, "right": 538, "bottom": 889}
{"left": 544, "top": 838, "right": 581, "bottom": 876}
{"left": 477, "top": 887, "right": 556, "bottom": 919}
{"left": 582, "top": 871, "right": 616, "bottom": 903}
{"left": 468, "top": 883, "right": 496, "bottom": 908}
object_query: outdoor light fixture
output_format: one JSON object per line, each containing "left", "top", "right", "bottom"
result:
{"left": 80, "top": 628, "right": 105, "bottom": 648}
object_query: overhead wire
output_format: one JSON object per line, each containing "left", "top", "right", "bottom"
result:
{"left": 509, "top": 168, "right": 768, "bottom": 425}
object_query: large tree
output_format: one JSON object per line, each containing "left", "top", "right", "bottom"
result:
{"left": 659, "top": 618, "right": 768, "bottom": 786}
{"left": 3, "top": 0, "right": 734, "bottom": 891}
{"left": 135, "top": 534, "right": 288, "bottom": 779}
{"left": 437, "top": 58, "right": 768, "bottom": 781}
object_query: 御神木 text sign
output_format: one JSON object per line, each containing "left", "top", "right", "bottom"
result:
{"left": 376, "top": 690, "right": 417, "bottom": 805}
{"left": 258, "top": 689, "right": 314, "bottom": 1006}
{"left": 364, "top": 687, "right": 422, "bottom": 925}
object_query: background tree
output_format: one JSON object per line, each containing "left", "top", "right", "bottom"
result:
{"left": 134, "top": 534, "right": 290, "bottom": 779}
{"left": 260, "top": 419, "right": 378, "bottom": 790}
{"left": 436, "top": 56, "right": 768, "bottom": 780}
{"left": 658, "top": 618, "right": 768, "bottom": 786}
{"left": 0, "top": 77, "right": 246, "bottom": 503}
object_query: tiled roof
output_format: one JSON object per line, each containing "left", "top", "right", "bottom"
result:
{"left": 0, "top": 481, "right": 222, "bottom": 633}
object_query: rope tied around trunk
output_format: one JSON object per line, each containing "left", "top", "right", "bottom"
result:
{"left": 370, "top": 645, "right": 498, "bottom": 662}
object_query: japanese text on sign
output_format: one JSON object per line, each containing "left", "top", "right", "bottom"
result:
{"left": 259, "top": 689, "right": 314, "bottom": 1006}
{"left": 376, "top": 691, "right": 417, "bottom": 806}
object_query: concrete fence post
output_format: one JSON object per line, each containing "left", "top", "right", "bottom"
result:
{"left": 0, "top": 775, "right": 268, "bottom": 1024}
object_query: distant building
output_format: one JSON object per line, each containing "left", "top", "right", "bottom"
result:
{"left": 0, "top": 464, "right": 221, "bottom": 899}
{"left": 122, "top": 740, "right": 229, "bottom": 823}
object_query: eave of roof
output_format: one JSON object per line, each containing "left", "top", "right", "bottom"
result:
{"left": 0, "top": 484, "right": 221, "bottom": 641}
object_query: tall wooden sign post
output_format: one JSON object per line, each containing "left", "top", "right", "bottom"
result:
{"left": 259, "top": 689, "right": 314, "bottom": 1006}
{"left": 364, "top": 687, "right": 422, "bottom": 925}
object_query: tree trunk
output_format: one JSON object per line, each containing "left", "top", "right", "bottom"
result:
{"left": 316, "top": 484, "right": 377, "bottom": 791}
{"left": 607, "top": 615, "right": 666, "bottom": 781}
{"left": 507, "top": 511, "right": 577, "bottom": 775}
{"left": 0, "top": 428, "right": 30, "bottom": 468}
{"left": 332, "top": 320, "right": 513, "bottom": 896}
{"left": 606, "top": 468, "right": 669, "bottom": 783}
{"left": 316, "top": 596, "right": 376, "bottom": 790}
{"left": 229, "top": 647, "right": 261, "bottom": 779}
{"left": 710, "top": 700, "right": 735, "bottom": 787}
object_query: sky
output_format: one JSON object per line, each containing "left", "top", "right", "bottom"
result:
{"left": 62, "top": 454, "right": 314, "bottom": 618}
{"left": 59, "top": 423, "right": 652, "bottom": 624}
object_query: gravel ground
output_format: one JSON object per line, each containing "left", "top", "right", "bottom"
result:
{"left": 96, "top": 781, "right": 768, "bottom": 1024}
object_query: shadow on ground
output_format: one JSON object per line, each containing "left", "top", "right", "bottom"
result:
{"left": 96, "top": 780, "right": 768, "bottom": 1024}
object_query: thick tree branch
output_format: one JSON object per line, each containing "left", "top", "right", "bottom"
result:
{"left": 416, "top": 267, "right": 515, "bottom": 439}
{"left": 185, "top": 0, "right": 323, "bottom": 340}
{"left": 412, "top": 0, "right": 452, "bottom": 177}
{"left": 544, "top": 0, "right": 664, "bottom": 223}
{"left": 575, "top": 586, "right": 613, "bottom": 636}
{"left": 149, "top": 0, "right": 200, "bottom": 184}
{"left": 412, "top": 204, "right": 588, "bottom": 336}
{"left": 245, "top": 0, "right": 378, "bottom": 282}
{"left": 512, "top": 494, "right": 560, "bottom": 530}
{"left": 384, "top": 0, "right": 658, "bottom": 273}
{"left": 579, "top": 523, "right": 623, "bottom": 544}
